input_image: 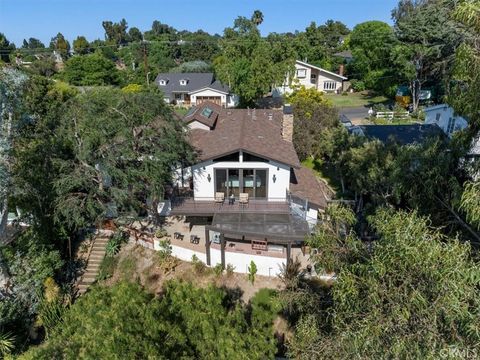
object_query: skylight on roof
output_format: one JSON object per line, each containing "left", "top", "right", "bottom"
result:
{"left": 201, "top": 107, "right": 213, "bottom": 118}
{"left": 185, "top": 107, "right": 196, "bottom": 117}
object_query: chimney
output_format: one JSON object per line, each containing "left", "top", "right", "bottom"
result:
{"left": 282, "top": 105, "right": 294, "bottom": 142}
{"left": 339, "top": 64, "right": 345, "bottom": 77}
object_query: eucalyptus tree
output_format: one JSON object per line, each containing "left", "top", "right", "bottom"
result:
{"left": 53, "top": 87, "right": 194, "bottom": 233}
{"left": 288, "top": 209, "right": 480, "bottom": 359}
{"left": 0, "top": 68, "right": 27, "bottom": 237}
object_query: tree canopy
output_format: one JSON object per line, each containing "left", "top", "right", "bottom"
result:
{"left": 21, "top": 281, "right": 279, "bottom": 359}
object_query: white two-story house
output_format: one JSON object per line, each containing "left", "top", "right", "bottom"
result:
{"left": 159, "top": 102, "right": 329, "bottom": 276}
{"left": 276, "top": 60, "right": 347, "bottom": 95}
{"left": 424, "top": 104, "right": 480, "bottom": 156}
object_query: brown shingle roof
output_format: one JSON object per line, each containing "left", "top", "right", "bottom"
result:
{"left": 187, "top": 104, "right": 301, "bottom": 168}
{"left": 183, "top": 101, "right": 222, "bottom": 128}
{"left": 290, "top": 166, "right": 331, "bottom": 209}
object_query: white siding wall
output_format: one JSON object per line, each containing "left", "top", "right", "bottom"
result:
{"left": 277, "top": 62, "right": 343, "bottom": 95}
{"left": 425, "top": 105, "right": 468, "bottom": 137}
{"left": 425, "top": 104, "right": 480, "bottom": 156}
{"left": 190, "top": 157, "right": 291, "bottom": 200}
{"left": 188, "top": 121, "right": 211, "bottom": 131}
{"left": 190, "top": 89, "right": 226, "bottom": 106}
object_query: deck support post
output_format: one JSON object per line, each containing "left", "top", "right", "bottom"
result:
{"left": 205, "top": 228, "right": 211, "bottom": 266}
{"left": 220, "top": 233, "right": 226, "bottom": 269}
{"left": 286, "top": 242, "right": 292, "bottom": 265}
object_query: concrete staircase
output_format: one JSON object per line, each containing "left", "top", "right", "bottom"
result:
{"left": 77, "top": 234, "right": 110, "bottom": 296}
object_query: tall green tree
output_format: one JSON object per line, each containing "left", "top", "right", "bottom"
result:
{"left": 21, "top": 38, "right": 45, "bottom": 50}
{"left": 62, "top": 52, "right": 119, "bottom": 86}
{"left": 348, "top": 21, "right": 398, "bottom": 94}
{"left": 215, "top": 12, "right": 294, "bottom": 106}
{"left": 392, "top": 0, "right": 469, "bottom": 110}
{"left": 0, "top": 33, "right": 15, "bottom": 63}
{"left": 52, "top": 87, "right": 194, "bottom": 233}
{"left": 102, "top": 18, "right": 129, "bottom": 46}
{"left": 72, "top": 36, "right": 90, "bottom": 55}
{"left": 288, "top": 209, "right": 480, "bottom": 359}
{"left": 49, "top": 33, "right": 70, "bottom": 60}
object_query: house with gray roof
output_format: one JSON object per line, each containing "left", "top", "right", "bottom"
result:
{"left": 155, "top": 72, "right": 238, "bottom": 108}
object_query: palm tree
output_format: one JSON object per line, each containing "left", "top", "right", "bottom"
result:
{"left": 251, "top": 10, "right": 264, "bottom": 26}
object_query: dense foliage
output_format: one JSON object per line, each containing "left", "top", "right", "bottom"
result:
{"left": 287, "top": 208, "right": 480, "bottom": 359}
{"left": 21, "top": 281, "right": 279, "bottom": 359}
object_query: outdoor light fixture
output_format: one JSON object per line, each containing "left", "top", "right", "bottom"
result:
{"left": 207, "top": 174, "right": 211, "bottom": 182}
{"left": 273, "top": 174, "right": 277, "bottom": 183}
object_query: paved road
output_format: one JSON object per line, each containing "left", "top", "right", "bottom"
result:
{"left": 339, "top": 106, "right": 370, "bottom": 124}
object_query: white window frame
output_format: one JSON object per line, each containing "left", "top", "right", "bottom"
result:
{"left": 180, "top": 79, "right": 188, "bottom": 86}
{"left": 159, "top": 79, "right": 167, "bottom": 86}
{"left": 323, "top": 81, "right": 337, "bottom": 91}
{"left": 435, "top": 113, "right": 441, "bottom": 122}
{"left": 447, "top": 117, "right": 456, "bottom": 134}
{"left": 296, "top": 69, "right": 307, "bottom": 78}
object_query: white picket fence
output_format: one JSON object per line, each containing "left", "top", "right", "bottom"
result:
{"left": 375, "top": 111, "right": 410, "bottom": 120}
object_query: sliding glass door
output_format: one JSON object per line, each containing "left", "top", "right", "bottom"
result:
{"left": 215, "top": 168, "right": 268, "bottom": 199}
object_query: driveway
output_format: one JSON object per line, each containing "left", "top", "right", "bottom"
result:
{"left": 339, "top": 106, "right": 370, "bottom": 124}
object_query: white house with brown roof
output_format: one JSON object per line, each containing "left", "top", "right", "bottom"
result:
{"left": 276, "top": 60, "right": 347, "bottom": 95}
{"left": 157, "top": 102, "right": 330, "bottom": 276}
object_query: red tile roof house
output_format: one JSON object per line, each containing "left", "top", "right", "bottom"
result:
{"left": 158, "top": 102, "right": 330, "bottom": 276}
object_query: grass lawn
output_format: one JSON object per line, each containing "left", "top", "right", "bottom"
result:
{"left": 174, "top": 107, "right": 191, "bottom": 117}
{"left": 325, "top": 92, "right": 389, "bottom": 108}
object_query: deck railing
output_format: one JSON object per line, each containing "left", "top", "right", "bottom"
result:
{"left": 170, "top": 196, "right": 290, "bottom": 214}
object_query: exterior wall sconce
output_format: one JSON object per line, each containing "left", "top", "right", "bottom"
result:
{"left": 273, "top": 174, "right": 277, "bottom": 183}
{"left": 207, "top": 174, "right": 211, "bottom": 182}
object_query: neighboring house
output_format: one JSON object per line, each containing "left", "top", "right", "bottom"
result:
{"left": 333, "top": 50, "right": 354, "bottom": 64}
{"left": 158, "top": 102, "right": 329, "bottom": 276}
{"left": 348, "top": 124, "right": 445, "bottom": 145}
{"left": 155, "top": 72, "right": 238, "bottom": 108}
{"left": 424, "top": 104, "right": 480, "bottom": 156}
{"left": 276, "top": 60, "right": 347, "bottom": 95}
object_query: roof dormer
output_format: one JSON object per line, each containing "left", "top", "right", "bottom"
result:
{"left": 159, "top": 79, "right": 168, "bottom": 86}
{"left": 180, "top": 79, "right": 188, "bottom": 86}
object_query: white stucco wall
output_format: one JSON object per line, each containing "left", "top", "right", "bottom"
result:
{"left": 190, "top": 156, "right": 291, "bottom": 200}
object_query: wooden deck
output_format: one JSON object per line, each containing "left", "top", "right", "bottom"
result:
{"left": 170, "top": 198, "right": 290, "bottom": 216}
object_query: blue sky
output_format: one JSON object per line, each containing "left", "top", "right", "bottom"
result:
{"left": 1, "top": 0, "right": 399, "bottom": 46}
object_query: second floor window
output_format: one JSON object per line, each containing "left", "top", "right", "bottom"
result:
{"left": 296, "top": 69, "right": 307, "bottom": 78}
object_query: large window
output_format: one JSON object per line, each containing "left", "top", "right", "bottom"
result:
{"left": 215, "top": 168, "right": 268, "bottom": 199}
{"left": 323, "top": 81, "right": 337, "bottom": 91}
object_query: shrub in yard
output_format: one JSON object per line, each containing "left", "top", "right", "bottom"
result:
{"left": 157, "top": 239, "right": 172, "bottom": 260}
{"left": 247, "top": 261, "right": 257, "bottom": 284}
{"left": 213, "top": 263, "right": 223, "bottom": 277}
{"left": 351, "top": 79, "right": 366, "bottom": 92}
{"left": 226, "top": 263, "right": 235, "bottom": 277}
{"left": 96, "top": 256, "right": 118, "bottom": 281}
{"left": 105, "top": 231, "right": 128, "bottom": 257}
{"left": 191, "top": 254, "right": 207, "bottom": 274}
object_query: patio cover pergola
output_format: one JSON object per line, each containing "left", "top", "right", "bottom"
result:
{"left": 204, "top": 212, "right": 310, "bottom": 267}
